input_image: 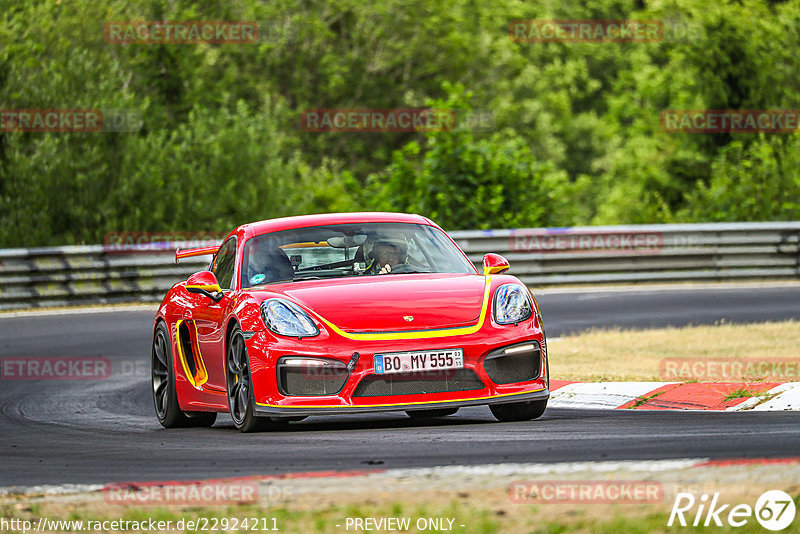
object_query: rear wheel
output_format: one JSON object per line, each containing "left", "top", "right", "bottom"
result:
{"left": 226, "top": 325, "right": 269, "bottom": 432}
{"left": 490, "top": 400, "right": 547, "bottom": 422}
{"left": 406, "top": 408, "right": 459, "bottom": 419}
{"left": 152, "top": 321, "right": 216, "bottom": 428}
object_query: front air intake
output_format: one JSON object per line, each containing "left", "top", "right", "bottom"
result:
{"left": 482, "top": 342, "right": 541, "bottom": 384}
{"left": 277, "top": 357, "right": 349, "bottom": 396}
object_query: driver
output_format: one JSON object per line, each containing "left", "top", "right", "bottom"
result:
{"left": 364, "top": 235, "right": 408, "bottom": 274}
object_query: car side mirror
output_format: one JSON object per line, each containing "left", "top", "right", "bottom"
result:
{"left": 482, "top": 253, "right": 510, "bottom": 276}
{"left": 185, "top": 271, "right": 224, "bottom": 302}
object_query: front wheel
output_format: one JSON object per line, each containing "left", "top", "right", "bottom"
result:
{"left": 226, "top": 325, "right": 269, "bottom": 432}
{"left": 490, "top": 400, "right": 547, "bottom": 422}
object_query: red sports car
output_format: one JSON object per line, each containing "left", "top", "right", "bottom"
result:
{"left": 152, "top": 212, "right": 549, "bottom": 432}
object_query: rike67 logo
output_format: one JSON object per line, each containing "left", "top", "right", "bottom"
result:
{"left": 669, "top": 490, "right": 796, "bottom": 530}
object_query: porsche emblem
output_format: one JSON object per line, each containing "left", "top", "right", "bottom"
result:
{"left": 403, "top": 315, "right": 414, "bottom": 322}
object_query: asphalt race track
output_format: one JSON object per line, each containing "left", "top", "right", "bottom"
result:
{"left": 1, "top": 285, "right": 799, "bottom": 487}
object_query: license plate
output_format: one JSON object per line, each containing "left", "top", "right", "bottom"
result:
{"left": 374, "top": 349, "right": 464, "bottom": 375}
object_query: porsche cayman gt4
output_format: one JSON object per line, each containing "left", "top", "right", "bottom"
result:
{"left": 152, "top": 212, "right": 549, "bottom": 432}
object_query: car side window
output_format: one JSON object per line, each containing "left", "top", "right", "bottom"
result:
{"left": 212, "top": 237, "right": 237, "bottom": 290}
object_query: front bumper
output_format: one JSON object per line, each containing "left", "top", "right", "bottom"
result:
{"left": 253, "top": 388, "right": 549, "bottom": 417}
{"left": 246, "top": 310, "right": 548, "bottom": 416}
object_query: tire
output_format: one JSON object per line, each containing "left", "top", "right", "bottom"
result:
{"left": 226, "top": 325, "right": 269, "bottom": 432}
{"left": 490, "top": 400, "right": 547, "bottom": 422}
{"left": 152, "top": 321, "right": 217, "bottom": 428}
{"left": 406, "top": 408, "right": 459, "bottom": 419}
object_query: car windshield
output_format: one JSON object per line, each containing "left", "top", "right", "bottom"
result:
{"left": 241, "top": 222, "right": 474, "bottom": 287}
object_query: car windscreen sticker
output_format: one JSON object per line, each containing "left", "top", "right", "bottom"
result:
{"left": 250, "top": 273, "right": 266, "bottom": 285}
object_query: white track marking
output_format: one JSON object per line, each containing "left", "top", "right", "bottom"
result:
{"left": 0, "top": 459, "right": 709, "bottom": 497}
{"left": 549, "top": 382, "right": 677, "bottom": 409}
{"left": 729, "top": 382, "right": 800, "bottom": 411}
{"left": 382, "top": 459, "right": 707, "bottom": 478}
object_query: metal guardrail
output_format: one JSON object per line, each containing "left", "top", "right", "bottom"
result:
{"left": 455, "top": 222, "right": 800, "bottom": 286}
{"left": 0, "top": 247, "right": 209, "bottom": 310}
{"left": 0, "top": 222, "right": 798, "bottom": 310}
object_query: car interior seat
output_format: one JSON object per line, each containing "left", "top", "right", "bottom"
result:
{"left": 244, "top": 247, "right": 294, "bottom": 286}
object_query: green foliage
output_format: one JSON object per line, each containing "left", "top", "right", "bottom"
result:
{"left": 366, "top": 86, "right": 578, "bottom": 229}
{"left": 679, "top": 136, "right": 800, "bottom": 222}
{"left": 1, "top": 0, "right": 799, "bottom": 246}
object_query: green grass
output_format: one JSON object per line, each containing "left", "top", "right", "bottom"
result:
{"left": 723, "top": 388, "right": 772, "bottom": 402}
{"left": 553, "top": 320, "right": 800, "bottom": 382}
{"left": 5, "top": 495, "right": 800, "bottom": 534}
{"left": 627, "top": 389, "right": 669, "bottom": 408}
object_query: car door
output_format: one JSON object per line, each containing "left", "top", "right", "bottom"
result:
{"left": 194, "top": 236, "right": 237, "bottom": 393}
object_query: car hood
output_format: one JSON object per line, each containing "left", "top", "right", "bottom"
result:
{"left": 267, "top": 273, "right": 486, "bottom": 332}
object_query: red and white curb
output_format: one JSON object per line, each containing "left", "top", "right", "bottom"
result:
{"left": 549, "top": 380, "right": 800, "bottom": 411}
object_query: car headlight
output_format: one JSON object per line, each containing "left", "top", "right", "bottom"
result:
{"left": 261, "top": 299, "right": 319, "bottom": 337}
{"left": 493, "top": 284, "right": 533, "bottom": 325}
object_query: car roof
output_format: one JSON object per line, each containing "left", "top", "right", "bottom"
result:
{"left": 236, "top": 212, "right": 435, "bottom": 240}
